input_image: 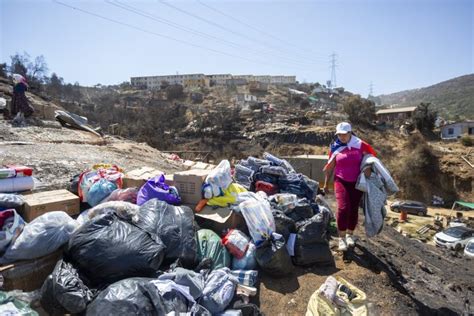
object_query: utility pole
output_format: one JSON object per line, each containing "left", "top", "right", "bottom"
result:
{"left": 329, "top": 52, "right": 337, "bottom": 89}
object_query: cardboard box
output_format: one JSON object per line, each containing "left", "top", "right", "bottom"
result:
{"left": 164, "top": 174, "right": 175, "bottom": 187}
{"left": 195, "top": 206, "right": 248, "bottom": 235}
{"left": 0, "top": 249, "right": 62, "bottom": 291}
{"left": 173, "top": 169, "right": 211, "bottom": 205}
{"left": 21, "top": 189, "right": 79, "bottom": 222}
{"left": 123, "top": 167, "right": 164, "bottom": 188}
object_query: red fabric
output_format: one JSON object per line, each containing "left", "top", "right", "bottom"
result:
{"left": 4, "top": 165, "right": 33, "bottom": 177}
{"left": 0, "top": 210, "right": 14, "bottom": 228}
{"left": 255, "top": 181, "right": 279, "bottom": 196}
{"left": 334, "top": 177, "right": 363, "bottom": 231}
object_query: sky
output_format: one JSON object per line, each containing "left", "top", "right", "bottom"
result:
{"left": 1, "top": 0, "right": 473, "bottom": 96}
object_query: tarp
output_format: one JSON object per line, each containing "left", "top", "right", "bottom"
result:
{"left": 54, "top": 110, "right": 103, "bottom": 137}
{"left": 452, "top": 201, "right": 474, "bottom": 210}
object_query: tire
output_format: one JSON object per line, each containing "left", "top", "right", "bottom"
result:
{"left": 454, "top": 244, "right": 462, "bottom": 251}
{"left": 417, "top": 211, "right": 425, "bottom": 217}
{"left": 392, "top": 207, "right": 400, "bottom": 213}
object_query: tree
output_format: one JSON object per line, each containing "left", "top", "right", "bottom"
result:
{"left": 9, "top": 52, "right": 49, "bottom": 89}
{"left": 46, "top": 72, "right": 64, "bottom": 98}
{"left": 27, "top": 55, "right": 48, "bottom": 83}
{"left": 342, "top": 94, "right": 376, "bottom": 126}
{"left": 9, "top": 52, "right": 29, "bottom": 77}
{"left": 413, "top": 103, "right": 437, "bottom": 135}
{"left": 0, "top": 63, "right": 7, "bottom": 78}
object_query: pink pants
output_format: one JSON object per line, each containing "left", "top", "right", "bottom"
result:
{"left": 334, "top": 176, "right": 363, "bottom": 232}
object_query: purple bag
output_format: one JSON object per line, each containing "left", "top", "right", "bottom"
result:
{"left": 137, "top": 174, "right": 181, "bottom": 206}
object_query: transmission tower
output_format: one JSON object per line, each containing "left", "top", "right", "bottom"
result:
{"left": 369, "top": 82, "right": 374, "bottom": 97}
{"left": 329, "top": 53, "right": 337, "bottom": 89}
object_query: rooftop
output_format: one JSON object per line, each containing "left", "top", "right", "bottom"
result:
{"left": 376, "top": 106, "right": 417, "bottom": 115}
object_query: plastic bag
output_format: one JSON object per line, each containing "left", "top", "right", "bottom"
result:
{"left": 87, "top": 178, "right": 118, "bottom": 207}
{"left": 1, "top": 211, "right": 77, "bottom": 263}
{"left": 67, "top": 213, "right": 165, "bottom": 287}
{"left": 286, "top": 199, "right": 315, "bottom": 222}
{"left": 78, "top": 165, "right": 123, "bottom": 203}
{"left": 200, "top": 268, "right": 238, "bottom": 314}
{"left": 158, "top": 267, "right": 206, "bottom": 300}
{"left": 205, "top": 160, "right": 233, "bottom": 197}
{"left": 41, "top": 259, "right": 94, "bottom": 315}
{"left": 232, "top": 242, "right": 257, "bottom": 270}
{"left": 88, "top": 201, "right": 139, "bottom": 223}
{"left": 296, "top": 209, "right": 332, "bottom": 245}
{"left": 0, "top": 209, "right": 25, "bottom": 254}
{"left": 222, "top": 229, "right": 250, "bottom": 259}
{"left": 136, "top": 199, "right": 197, "bottom": 267}
{"left": 102, "top": 187, "right": 138, "bottom": 204}
{"left": 0, "top": 291, "right": 38, "bottom": 316}
{"left": 239, "top": 199, "right": 275, "bottom": 244}
{"left": 255, "top": 233, "right": 293, "bottom": 276}
{"left": 0, "top": 193, "right": 25, "bottom": 209}
{"left": 207, "top": 183, "right": 247, "bottom": 207}
{"left": 293, "top": 242, "right": 333, "bottom": 266}
{"left": 197, "top": 229, "right": 231, "bottom": 270}
{"left": 272, "top": 210, "right": 297, "bottom": 241}
{"left": 136, "top": 174, "right": 181, "bottom": 206}
{"left": 85, "top": 278, "right": 155, "bottom": 315}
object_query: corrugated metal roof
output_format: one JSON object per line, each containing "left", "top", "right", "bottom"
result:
{"left": 376, "top": 106, "right": 417, "bottom": 115}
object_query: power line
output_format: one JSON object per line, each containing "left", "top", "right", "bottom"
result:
{"left": 195, "top": 0, "right": 329, "bottom": 59}
{"left": 53, "top": 0, "right": 316, "bottom": 72}
{"left": 158, "top": 0, "right": 328, "bottom": 64}
{"left": 107, "top": 0, "right": 327, "bottom": 69}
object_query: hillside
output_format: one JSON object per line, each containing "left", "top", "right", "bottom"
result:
{"left": 378, "top": 74, "right": 474, "bottom": 119}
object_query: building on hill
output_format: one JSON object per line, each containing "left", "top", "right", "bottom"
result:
{"left": 440, "top": 121, "right": 474, "bottom": 139}
{"left": 131, "top": 73, "right": 296, "bottom": 89}
{"left": 376, "top": 106, "right": 417, "bottom": 123}
{"left": 207, "top": 74, "right": 232, "bottom": 86}
{"left": 131, "top": 74, "right": 206, "bottom": 89}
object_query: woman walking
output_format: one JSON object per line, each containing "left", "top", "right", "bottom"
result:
{"left": 323, "top": 122, "right": 376, "bottom": 251}
{"left": 11, "top": 74, "right": 34, "bottom": 118}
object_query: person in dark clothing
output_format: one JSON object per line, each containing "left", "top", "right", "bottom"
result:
{"left": 11, "top": 74, "right": 34, "bottom": 118}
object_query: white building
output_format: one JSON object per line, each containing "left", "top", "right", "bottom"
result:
{"left": 235, "top": 93, "right": 257, "bottom": 102}
{"left": 207, "top": 74, "right": 232, "bottom": 86}
{"left": 131, "top": 74, "right": 206, "bottom": 89}
{"left": 440, "top": 121, "right": 474, "bottom": 139}
{"left": 131, "top": 73, "right": 296, "bottom": 88}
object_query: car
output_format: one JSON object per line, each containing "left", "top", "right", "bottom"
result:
{"left": 464, "top": 239, "right": 474, "bottom": 258}
{"left": 390, "top": 200, "right": 428, "bottom": 216}
{"left": 434, "top": 226, "right": 474, "bottom": 251}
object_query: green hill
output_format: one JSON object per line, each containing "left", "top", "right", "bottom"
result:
{"left": 378, "top": 74, "right": 474, "bottom": 119}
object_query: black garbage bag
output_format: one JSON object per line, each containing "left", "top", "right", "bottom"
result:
{"left": 86, "top": 278, "right": 156, "bottom": 315}
{"left": 67, "top": 174, "right": 81, "bottom": 196}
{"left": 293, "top": 242, "right": 334, "bottom": 266}
{"left": 295, "top": 210, "right": 331, "bottom": 245}
{"left": 41, "top": 259, "right": 95, "bottom": 315}
{"left": 136, "top": 199, "right": 197, "bottom": 268}
{"left": 255, "top": 233, "right": 293, "bottom": 276}
{"left": 0, "top": 193, "right": 25, "bottom": 209}
{"left": 272, "top": 210, "right": 296, "bottom": 241}
{"left": 86, "top": 278, "right": 211, "bottom": 316}
{"left": 286, "top": 199, "right": 314, "bottom": 222}
{"left": 67, "top": 213, "right": 165, "bottom": 287}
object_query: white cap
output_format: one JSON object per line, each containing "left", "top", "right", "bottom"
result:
{"left": 335, "top": 122, "right": 352, "bottom": 135}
